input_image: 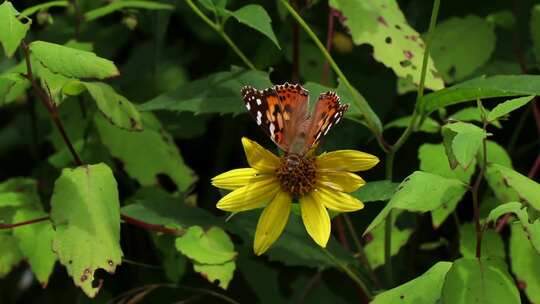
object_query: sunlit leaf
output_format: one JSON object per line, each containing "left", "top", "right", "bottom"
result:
{"left": 175, "top": 226, "right": 236, "bottom": 265}
{"left": 352, "top": 180, "right": 398, "bottom": 202}
{"left": 477, "top": 140, "right": 512, "bottom": 168}
{"left": 0, "top": 1, "right": 30, "bottom": 57}
{"left": 0, "top": 73, "right": 27, "bottom": 106}
{"left": 372, "top": 262, "right": 452, "bottom": 304}
{"left": 329, "top": 0, "right": 444, "bottom": 91}
{"left": 441, "top": 257, "right": 520, "bottom": 304}
{"left": 485, "top": 164, "right": 540, "bottom": 211}
{"left": 0, "top": 233, "right": 23, "bottom": 277}
{"left": 459, "top": 223, "right": 504, "bottom": 259}
{"left": 193, "top": 261, "right": 235, "bottom": 289}
{"left": 50, "top": 163, "right": 123, "bottom": 297}
{"left": 229, "top": 5, "right": 280, "bottom": 49}
{"left": 487, "top": 95, "right": 534, "bottom": 122}
{"left": 441, "top": 122, "right": 486, "bottom": 170}
{"left": 509, "top": 225, "right": 540, "bottom": 303}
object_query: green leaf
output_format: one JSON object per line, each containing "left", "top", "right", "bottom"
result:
{"left": 478, "top": 140, "right": 512, "bottom": 168}
{"left": 487, "top": 202, "right": 540, "bottom": 255}
{"left": 372, "top": 262, "right": 452, "bottom": 304}
{"left": 238, "top": 254, "right": 286, "bottom": 304}
{"left": 20, "top": 1, "right": 69, "bottom": 17}
{"left": 420, "top": 75, "right": 540, "bottom": 114}
{"left": 418, "top": 144, "right": 475, "bottom": 227}
{"left": 0, "top": 73, "right": 28, "bottom": 106}
{"left": 328, "top": 0, "right": 444, "bottom": 91}
{"left": 365, "top": 171, "right": 467, "bottom": 234}
{"left": 442, "top": 122, "right": 486, "bottom": 170}
{"left": 532, "top": 5, "right": 540, "bottom": 64}
{"left": 0, "top": 1, "right": 30, "bottom": 57}
{"left": 50, "top": 163, "right": 123, "bottom": 298}
{"left": 0, "top": 233, "right": 23, "bottom": 277}
{"left": 153, "top": 234, "right": 187, "bottom": 283}
{"left": 0, "top": 178, "right": 41, "bottom": 210}
{"left": 509, "top": 225, "right": 540, "bottom": 303}
{"left": 486, "top": 10, "right": 515, "bottom": 29}
{"left": 385, "top": 116, "right": 440, "bottom": 134}
{"left": 459, "top": 223, "right": 504, "bottom": 259}
{"left": 487, "top": 95, "right": 534, "bottom": 122}
{"left": 84, "top": 0, "right": 174, "bottom": 21}
{"left": 83, "top": 82, "right": 142, "bottom": 131}
{"left": 175, "top": 226, "right": 236, "bottom": 265}
{"left": 12, "top": 209, "right": 57, "bottom": 286}
{"left": 95, "top": 113, "right": 196, "bottom": 192}
{"left": 430, "top": 15, "right": 496, "bottom": 83}
{"left": 364, "top": 212, "right": 412, "bottom": 269}
{"left": 441, "top": 257, "right": 520, "bottom": 304}
{"left": 229, "top": 5, "right": 280, "bottom": 49}
{"left": 139, "top": 68, "right": 272, "bottom": 115}
{"left": 29, "top": 41, "right": 119, "bottom": 79}
{"left": 193, "top": 261, "right": 235, "bottom": 289}
{"left": 352, "top": 180, "right": 399, "bottom": 202}
{"left": 449, "top": 107, "right": 501, "bottom": 128}
{"left": 485, "top": 164, "right": 540, "bottom": 211}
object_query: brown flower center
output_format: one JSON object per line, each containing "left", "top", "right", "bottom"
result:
{"left": 275, "top": 154, "right": 317, "bottom": 198}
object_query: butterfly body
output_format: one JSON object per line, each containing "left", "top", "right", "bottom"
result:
{"left": 241, "top": 83, "right": 348, "bottom": 155}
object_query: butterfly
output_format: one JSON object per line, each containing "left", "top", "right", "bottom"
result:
{"left": 241, "top": 83, "right": 349, "bottom": 155}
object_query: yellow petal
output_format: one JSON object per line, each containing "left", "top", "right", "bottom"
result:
{"left": 242, "top": 137, "right": 280, "bottom": 172}
{"left": 253, "top": 191, "right": 292, "bottom": 255}
{"left": 317, "top": 171, "right": 366, "bottom": 192}
{"left": 317, "top": 150, "right": 379, "bottom": 172}
{"left": 212, "top": 168, "right": 269, "bottom": 190}
{"left": 300, "top": 194, "right": 331, "bottom": 248}
{"left": 311, "top": 186, "right": 364, "bottom": 212}
{"left": 216, "top": 178, "right": 279, "bottom": 212}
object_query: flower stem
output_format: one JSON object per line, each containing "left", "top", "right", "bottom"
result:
{"left": 322, "top": 248, "right": 373, "bottom": 299}
{"left": 184, "top": 0, "right": 256, "bottom": 71}
{"left": 279, "top": 0, "right": 384, "bottom": 149}
{"left": 471, "top": 101, "right": 488, "bottom": 258}
{"left": 382, "top": 0, "right": 441, "bottom": 286}
{"left": 0, "top": 216, "right": 50, "bottom": 229}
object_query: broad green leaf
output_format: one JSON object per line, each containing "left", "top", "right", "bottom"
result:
{"left": 441, "top": 257, "right": 520, "bottom": 304}
{"left": 510, "top": 225, "right": 540, "bottom": 303}
{"left": 95, "top": 113, "right": 196, "bottom": 192}
{"left": 0, "top": 233, "right": 23, "bottom": 277}
{"left": 12, "top": 209, "right": 56, "bottom": 286}
{"left": 487, "top": 202, "right": 540, "bottom": 254}
{"left": 329, "top": 0, "right": 444, "bottom": 91}
{"left": 153, "top": 234, "right": 187, "bottom": 283}
{"left": 477, "top": 140, "right": 512, "bottom": 168}
{"left": 459, "top": 223, "right": 504, "bottom": 259}
{"left": 420, "top": 75, "right": 540, "bottom": 114}
{"left": 418, "top": 144, "right": 475, "bottom": 227}
{"left": 84, "top": 0, "right": 174, "bottom": 21}
{"left": 0, "top": 73, "right": 27, "bottom": 106}
{"left": 372, "top": 262, "right": 452, "bottom": 304}
{"left": 442, "top": 122, "right": 486, "bottom": 170}
{"left": 175, "top": 226, "right": 236, "bottom": 265}
{"left": 532, "top": 5, "right": 540, "bottom": 64}
{"left": 365, "top": 171, "right": 467, "bottom": 234}
{"left": 83, "top": 82, "right": 142, "bottom": 131}
{"left": 122, "top": 188, "right": 218, "bottom": 229}
{"left": 0, "top": 1, "right": 30, "bottom": 57}
{"left": 449, "top": 107, "right": 501, "bottom": 128}
{"left": 487, "top": 95, "right": 534, "bottom": 122}
{"left": 29, "top": 41, "right": 119, "bottom": 79}
{"left": 352, "top": 180, "right": 399, "bottom": 202}
{"left": 193, "top": 261, "right": 235, "bottom": 289}
{"left": 139, "top": 68, "right": 271, "bottom": 115}
{"left": 364, "top": 212, "right": 412, "bottom": 269}
{"left": 227, "top": 211, "right": 356, "bottom": 268}
{"left": 20, "top": 1, "right": 69, "bottom": 17}
{"left": 50, "top": 163, "right": 122, "bottom": 297}
{"left": 485, "top": 164, "right": 540, "bottom": 211}
{"left": 229, "top": 5, "right": 280, "bottom": 49}
{"left": 430, "top": 16, "right": 496, "bottom": 83}
{"left": 0, "top": 178, "right": 41, "bottom": 209}
{"left": 385, "top": 116, "right": 440, "bottom": 134}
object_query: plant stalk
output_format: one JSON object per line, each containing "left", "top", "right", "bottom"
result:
{"left": 322, "top": 248, "right": 373, "bottom": 299}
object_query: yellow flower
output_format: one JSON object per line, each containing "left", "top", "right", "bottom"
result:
{"left": 212, "top": 138, "right": 379, "bottom": 255}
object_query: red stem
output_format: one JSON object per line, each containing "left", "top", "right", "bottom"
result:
{"left": 120, "top": 214, "right": 185, "bottom": 235}
{"left": 0, "top": 216, "right": 50, "bottom": 229}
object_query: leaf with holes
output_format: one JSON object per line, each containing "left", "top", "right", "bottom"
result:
{"left": 441, "top": 257, "right": 520, "bottom": 304}
{"left": 329, "top": 0, "right": 444, "bottom": 91}
{"left": 510, "top": 225, "right": 540, "bottom": 304}
{"left": 194, "top": 261, "right": 236, "bottom": 289}
{"left": 50, "top": 163, "right": 123, "bottom": 297}
{"left": 487, "top": 202, "right": 540, "bottom": 255}
{"left": 95, "top": 113, "right": 196, "bottom": 192}
{"left": 430, "top": 15, "right": 496, "bottom": 83}
{"left": 372, "top": 262, "right": 452, "bottom": 304}
{"left": 29, "top": 41, "right": 119, "bottom": 79}
{"left": 83, "top": 82, "right": 142, "bottom": 131}
{"left": 0, "top": 1, "right": 30, "bottom": 57}
{"left": 365, "top": 171, "right": 467, "bottom": 234}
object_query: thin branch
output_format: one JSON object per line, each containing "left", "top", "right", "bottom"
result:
{"left": 298, "top": 270, "right": 323, "bottom": 304}
{"left": 20, "top": 41, "right": 83, "bottom": 166}
{"left": 0, "top": 216, "right": 50, "bottom": 229}
{"left": 322, "top": 248, "right": 373, "bottom": 300}
{"left": 120, "top": 214, "right": 185, "bottom": 235}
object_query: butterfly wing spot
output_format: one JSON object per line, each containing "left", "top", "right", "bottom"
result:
{"left": 256, "top": 111, "right": 263, "bottom": 125}
{"left": 269, "top": 123, "right": 276, "bottom": 140}
{"left": 246, "top": 102, "right": 251, "bottom": 110}
{"left": 256, "top": 98, "right": 262, "bottom": 105}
